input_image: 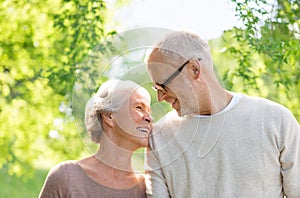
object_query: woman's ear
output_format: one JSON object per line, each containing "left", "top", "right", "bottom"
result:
{"left": 101, "top": 112, "right": 114, "bottom": 127}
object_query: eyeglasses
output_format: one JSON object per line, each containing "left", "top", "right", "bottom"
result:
{"left": 152, "top": 58, "right": 201, "bottom": 92}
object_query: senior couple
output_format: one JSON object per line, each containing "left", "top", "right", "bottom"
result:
{"left": 39, "top": 31, "right": 300, "bottom": 198}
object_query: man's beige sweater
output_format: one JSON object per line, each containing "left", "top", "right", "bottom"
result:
{"left": 146, "top": 94, "right": 300, "bottom": 198}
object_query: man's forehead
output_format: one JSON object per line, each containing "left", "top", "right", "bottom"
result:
{"left": 147, "top": 48, "right": 164, "bottom": 63}
{"left": 147, "top": 48, "right": 184, "bottom": 66}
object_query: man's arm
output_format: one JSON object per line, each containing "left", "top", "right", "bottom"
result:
{"left": 280, "top": 108, "right": 300, "bottom": 197}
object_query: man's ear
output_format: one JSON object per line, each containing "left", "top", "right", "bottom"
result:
{"left": 189, "top": 59, "right": 201, "bottom": 79}
{"left": 101, "top": 112, "right": 114, "bottom": 127}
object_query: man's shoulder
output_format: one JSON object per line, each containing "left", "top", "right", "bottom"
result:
{"left": 153, "top": 110, "right": 182, "bottom": 133}
{"left": 237, "top": 93, "right": 293, "bottom": 117}
{"left": 156, "top": 110, "right": 181, "bottom": 123}
{"left": 149, "top": 110, "right": 182, "bottom": 146}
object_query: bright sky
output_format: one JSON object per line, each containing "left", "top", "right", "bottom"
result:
{"left": 114, "top": 0, "right": 242, "bottom": 40}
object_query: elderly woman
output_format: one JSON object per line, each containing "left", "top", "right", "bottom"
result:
{"left": 39, "top": 80, "right": 153, "bottom": 198}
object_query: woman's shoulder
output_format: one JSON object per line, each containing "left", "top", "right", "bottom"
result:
{"left": 50, "top": 160, "right": 78, "bottom": 171}
{"left": 47, "top": 160, "right": 79, "bottom": 179}
{"left": 39, "top": 161, "right": 80, "bottom": 197}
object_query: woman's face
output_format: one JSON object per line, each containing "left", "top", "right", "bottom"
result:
{"left": 112, "top": 88, "right": 152, "bottom": 150}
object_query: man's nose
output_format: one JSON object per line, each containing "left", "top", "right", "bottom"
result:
{"left": 157, "top": 89, "right": 167, "bottom": 102}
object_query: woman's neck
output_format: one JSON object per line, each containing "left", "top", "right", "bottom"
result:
{"left": 94, "top": 135, "right": 135, "bottom": 172}
{"left": 78, "top": 137, "right": 139, "bottom": 189}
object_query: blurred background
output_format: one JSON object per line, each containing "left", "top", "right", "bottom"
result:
{"left": 0, "top": 0, "right": 299, "bottom": 197}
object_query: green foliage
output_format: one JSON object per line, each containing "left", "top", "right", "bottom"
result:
{"left": 0, "top": 0, "right": 119, "bottom": 178}
{"left": 216, "top": 0, "right": 300, "bottom": 121}
{"left": 0, "top": 167, "right": 48, "bottom": 197}
{"left": 45, "top": 0, "right": 117, "bottom": 95}
{"left": 1, "top": 0, "right": 299, "bottom": 187}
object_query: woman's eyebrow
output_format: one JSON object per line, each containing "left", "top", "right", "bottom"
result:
{"left": 134, "top": 102, "right": 152, "bottom": 113}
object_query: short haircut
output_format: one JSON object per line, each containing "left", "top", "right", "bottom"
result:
{"left": 152, "top": 31, "right": 213, "bottom": 70}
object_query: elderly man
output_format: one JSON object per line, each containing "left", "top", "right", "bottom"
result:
{"left": 145, "top": 31, "right": 300, "bottom": 198}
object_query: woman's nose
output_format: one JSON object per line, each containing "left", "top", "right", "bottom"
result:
{"left": 144, "top": 113, "right": 153, "bottom": 123}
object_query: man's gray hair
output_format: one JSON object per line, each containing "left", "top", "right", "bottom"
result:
{"left": 85, "top": 80, "right": 146, "bottom": 143}
{"left": 155, "top": 31, "right": 213, "bottom": 70}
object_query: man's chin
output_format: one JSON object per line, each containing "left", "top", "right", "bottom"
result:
{"left": 173, "top": 103, "right": 188, "bottom": 117}
{"left": 175, "top": 108, "right": 184, "bottom": 117}
{"left": 175, "top": 107, "right": 193, "bottom": 117}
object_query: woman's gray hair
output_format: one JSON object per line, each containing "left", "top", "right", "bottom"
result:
{"left": 85, "top": 80, "right": 147, "bottom": 143}
{"left": 155, "top": 31, "right": 213, "bottom": 70}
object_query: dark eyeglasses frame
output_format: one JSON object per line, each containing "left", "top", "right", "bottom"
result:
{"left": 152, "top": 58, "right": 201, "bottom": 92}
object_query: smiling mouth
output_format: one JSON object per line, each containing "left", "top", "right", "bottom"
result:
{"left": 137, "top": 127, "right": 151, "bottom": 134}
